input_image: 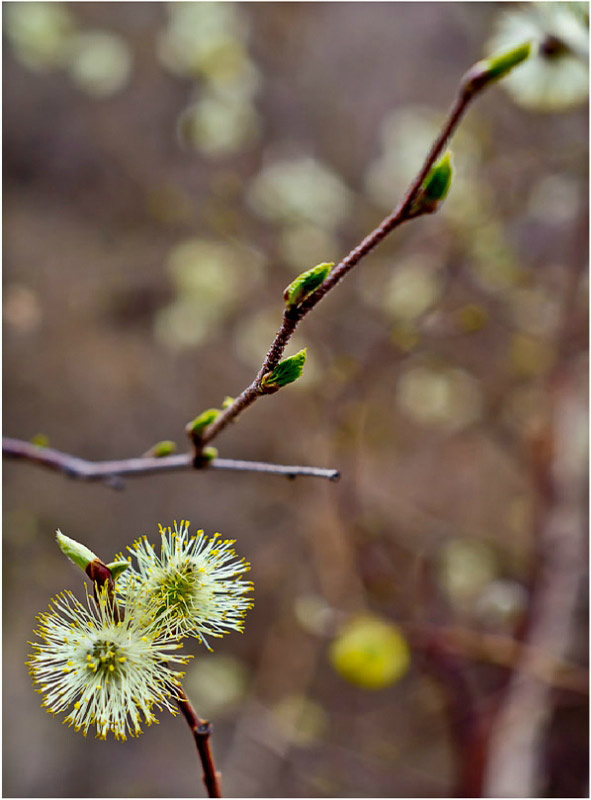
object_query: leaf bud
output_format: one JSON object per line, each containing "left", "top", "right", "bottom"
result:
{"left": 202, "top": 446, "right": 218, "bottom": 462}
{"left": 462, "top": 42, "right": 532, "bottom": 96}
{"left": 185, "top": 408, "right": 221, "bottom": 438}
{"left": 142, "top": 440, "right": 177, "bottom": 458}
{"left": 283, "top": 263, "right": 333, "bottom": 308}
{"left": 423, "top": 152, "right": 453, "bottom": 203}
{"left": 410, "top": 152, "right": 453, "bottom": 215}
{"left": 260, "top": 349, "right": 307, "bottom": 393}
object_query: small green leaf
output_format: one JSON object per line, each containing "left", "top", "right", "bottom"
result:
{"left": 284, "top": 263, "right": 333, "bottom": 308}
{"left": 31, "top": 433, "right": 50, "bottom": 448}
{"left": 186, "top": 408, "right": 221, "bottom": 437}
{"left": 56, "top": 530, "right": 98, "bottom": 572}
{"left": 222, "top": 396, "right": 235, "bottom": 409}
{"left": 260, "top": 349, "right": 307, "bottom": 393}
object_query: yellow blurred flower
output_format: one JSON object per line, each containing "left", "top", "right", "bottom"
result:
{"left": 329, "top": 616, "right": 411, "bottom": 690}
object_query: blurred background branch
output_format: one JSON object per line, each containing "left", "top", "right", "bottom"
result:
{"left": 483, "top": 367, "right": 588, "bottom": 797}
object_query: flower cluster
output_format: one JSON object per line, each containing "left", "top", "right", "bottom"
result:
{"left": 28, "top": 522, "right": 253, "bottom": 740}
{"left": 28, "top": 585, "right": 189, "bottom": 740}
{"left": 117, "top": 521, "right": 253, "bottom": 648}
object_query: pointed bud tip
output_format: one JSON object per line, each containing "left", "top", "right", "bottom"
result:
{"left": 56, "top": 530, "right": 98, "bottom": 571}
{"left": 484, "top": 41, "right": 532, "bottom": 81}
{"left": 463, "top": 41, "right": 532, "bottom": 94}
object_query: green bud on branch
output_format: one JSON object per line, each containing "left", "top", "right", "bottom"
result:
{"left": 462, "top": 41, "right": 532, "bottom": 96}
{"left": 284, "top": 263, "right": 334, "bottom": 308}
{"left": 260, "top": 348, "right": 307, "bottom": 393}
{"left": 423, "top": 152, "right": 453, "bottom": 204}
{"left": 142, "top": 440, "right": 177, "bottom": 458}
{"left": 480, "top": 41, "right": 532, "bottom": 82}
{"left": 202, "top": 446, "right": 218, "bottom": 462}
{"left": 185, "top": 408, "right": 221, "bottom": 439}
{"left": 192, "top": 445, "right": 218, "bottom": 468}
{"left": 410, "top": 151, "right": 454, "bottom": 215}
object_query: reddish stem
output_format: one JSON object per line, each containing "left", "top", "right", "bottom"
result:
{"left": 198, "top": 83, "right": 475, "bottom": 450}
{"left": 176, "top": 690, "right": 222, "bottom": 798}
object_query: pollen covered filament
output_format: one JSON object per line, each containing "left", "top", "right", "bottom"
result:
{"left": 117, "top": 520, "right": 254, "bottom": 647}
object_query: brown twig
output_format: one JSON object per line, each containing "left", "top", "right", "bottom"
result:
{"left": 4, "top": 60, "right": 509, "bottom": 482}
{"left": 176, "top": 689, "right": 222, "bottom": 798}
{"left": 1, "top": 437, "right": 339, "bottom": 487}
{"left": 197, "top": 77, "right": 480, "bottom": 450}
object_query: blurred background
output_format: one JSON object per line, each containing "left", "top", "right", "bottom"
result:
{"left": 3, "top": 2, "right": 588, "bottom": 797}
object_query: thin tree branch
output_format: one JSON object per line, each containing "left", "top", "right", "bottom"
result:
{"left": 176, "top": 690, "right": 222, "bottom": 799}
{"left": 197, "top": 77, "right": 480, "bottom": 449}
{"left": 3, "top": 57, "right": 517, "bottom": 482}
{"left": 2, "top": 437, "right": 339, "bottom": 487}
{"left": 209, "top": 457, "right": 339, "bottom": 481}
